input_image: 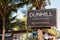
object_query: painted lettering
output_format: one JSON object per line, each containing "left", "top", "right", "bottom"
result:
{"left": 29, "top": 12, "right": 53, "bottom": 17}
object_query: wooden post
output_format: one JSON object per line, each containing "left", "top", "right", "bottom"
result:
{"left": 53, "top": 36, "right": 56, "bottom": 40}
{"left": 37, "top": 29, "right": 43, "bottom": 40}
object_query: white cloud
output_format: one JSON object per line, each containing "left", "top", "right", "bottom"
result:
{"left": 16, "top": 11, "right": 24, "bottom": 19}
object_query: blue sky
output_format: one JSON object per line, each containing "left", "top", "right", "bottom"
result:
{"left": 16, "top": 0, "right": 60, "bottom": 31}
{"left": 46, "top": 0, "right": 60, "bottom": 9}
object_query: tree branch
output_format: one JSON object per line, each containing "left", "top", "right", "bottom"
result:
{"left": 7, "top": 1, "right": 30, "bottom": 11}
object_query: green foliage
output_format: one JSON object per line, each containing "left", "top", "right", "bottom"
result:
{"left": 48, "top": 0, "right": 51, "bottom": 5}
{"left": 5, "top": 10, "right": 17, "bottom": 31}
{"left": 0, "top": 0, "right": 51, "bottom": 31}
{"left": 0, "top": 0, "right": 51, "bottom": 9}
{"left": 5, "top": 10, "right": 25, "bottom": 31}
{"left": 0, "top": 0, "right": 51, "bottom": 40}
{"left": 12, "top": 19, "right": 26, "bottom": 30}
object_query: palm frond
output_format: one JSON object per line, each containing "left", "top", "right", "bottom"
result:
{"left": 48, "top": 0, "right": 51, "bottom": 5}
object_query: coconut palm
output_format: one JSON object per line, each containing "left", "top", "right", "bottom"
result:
{"left": 0, "top": 0, "right": 50, "bottom": 40}
{"left": 0, "top": 0, "right": 30, "bottom": 40}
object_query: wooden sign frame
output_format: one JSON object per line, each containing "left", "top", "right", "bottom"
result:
{"left": 27, "top": 8, "right": 57, "bottom": 29}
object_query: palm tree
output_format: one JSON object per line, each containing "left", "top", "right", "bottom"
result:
{"left": 0, "top": 0, "right": 30, "bottom": 40}
{"left": 0, "top": 0, "right": 50, "bottom": 40}
{"left": 5, "top": 10, "right": 17, "bottom": 32}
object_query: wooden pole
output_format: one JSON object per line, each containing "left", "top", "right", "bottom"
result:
{"left": 37, "top": 29, "right": 43, "bottom": 40}
{"left": 53, "top": 36, "right": 56, "bottom": 40}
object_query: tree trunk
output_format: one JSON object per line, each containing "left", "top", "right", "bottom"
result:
{"left": 1, "top": 14, "right": 5, "bottom": 40}
{"left": 2, "top": 17, "right": 5, "bottom": 40}
{"left": 1, "top": 7, "right": 6, "bottom": 40}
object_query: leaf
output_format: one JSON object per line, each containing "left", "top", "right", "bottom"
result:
{"left": 10, "top": 16, "right": 16, "bottom": 21}
{"left": 48, "top": 0, "right": 51, "bottom": 5}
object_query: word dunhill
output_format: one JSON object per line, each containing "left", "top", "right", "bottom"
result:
{"left": 29, "top": 12, "right": 53, "bottom": 17}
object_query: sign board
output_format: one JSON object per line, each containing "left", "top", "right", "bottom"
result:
{"left": 27, "top": 9, "right": 57, "bottom": 28}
